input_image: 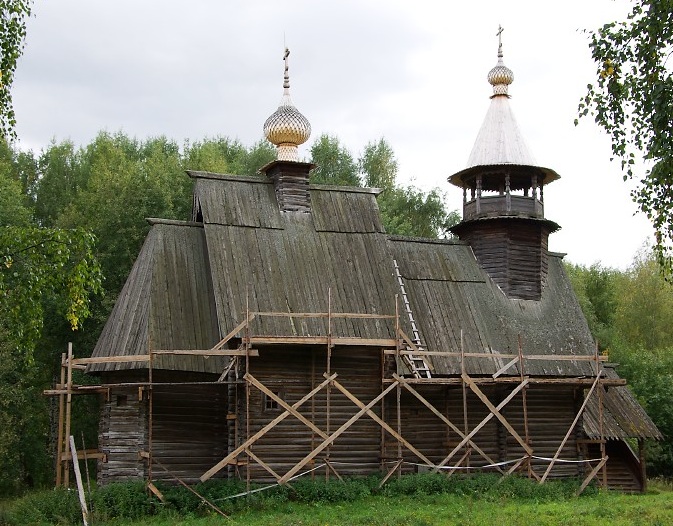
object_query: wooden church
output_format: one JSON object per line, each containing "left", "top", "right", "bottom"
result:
{"left": 77, "top": 36, "right": 660, "bottom": 493}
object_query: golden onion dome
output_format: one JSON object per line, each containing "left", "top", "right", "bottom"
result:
{"left": 263, "top": 48, "right": 311, "bottom": 162}
{"left": 488, "top": 26, "right": 514, "bottom": 96}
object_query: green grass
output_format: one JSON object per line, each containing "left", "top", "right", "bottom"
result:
{"left": 2, "top": 476, "right": 673, "bottom": 526}
{"left": 114, "top": 489, "right": 673, "bottom": 526}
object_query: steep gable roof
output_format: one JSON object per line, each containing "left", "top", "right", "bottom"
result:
{"left": 89, "top": 172, "right": 599, "bottom": 377}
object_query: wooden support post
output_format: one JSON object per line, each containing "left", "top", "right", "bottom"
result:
{"left": 460, "top": 330, "right": 470, "bottom": 472}
{"left": 464, "top": 375, "right": 532, "bottom": 454}
{"left": 245, "top": 293, "right": 251, "bottom": 493}
{"left": 326, "top": 288, "right": 332, "bottom": 481}
{"left": 595, "top": 342, "right": 607, "bottom": 488}
{"left": 518, "top": 335, "right": 532, "bottom": 478}
{"left": 64, "top": 343, "right": 74, "bottom": 487}
{"left": 55, "top": 352, "right": 66, "bottom": 487}
{"left": 148, "top": 340, "right": 154, "bottom": 485}
{"left": 396, "top": 373, "right": 402, "bottom": 478}
{"left": 379, "top": 459, "right": 404, "bottom": 488}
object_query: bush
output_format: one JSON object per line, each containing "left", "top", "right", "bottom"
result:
{"left": 2, "top": 488, "right": 80, "bottom": 526}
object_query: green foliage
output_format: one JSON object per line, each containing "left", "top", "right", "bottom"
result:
{"left": 566, "top": 251, "right": 673, "bottom": 475}
{"left": 309, "top": 134, "right": 361, "bottom": 186}
{"left": 1, "top": 475, "right": 601, "bottom": 525}
{"left": 309, "top": 135, "right": 458, "bottom": 237}
{"left": 378, "top": 186, "right": 459, "bottom": 238}
{"left": 579, "top": 0, "right": 673, "bottom": 276}
{"left": 0, "top": 1, "right": 32, "bottom": 140}
{"left": 2, "top": 487, "right": 81, "bottom": 525}
{"left": 610, "top": 344, "right": 673, "bottom": 476}
{"left": 613, "top": 253, "right": 673, "bottom": 350}
{"left": 564, "top": 262, "right": 619, "bottom": 350}
{"left": 359, "top": 138, "right": 398, "bottom": 189}
{"left": 289, "top": 477, "right": 372, "bottom": 503}
{"left": 184, "top": 137, "right": 275, "bottom": 175}
{"left": 0, "top": 226, "right": 102, "bottom": 354}
{"left": 91, "top": 482, "right": 155, "bottom": 521}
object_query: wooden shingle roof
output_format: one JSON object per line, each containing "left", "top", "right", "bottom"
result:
{"left": 89, "top": 171, "right": 601, "bottom": 377}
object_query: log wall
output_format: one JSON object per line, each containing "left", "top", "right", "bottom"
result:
{"left": 241, "top": 346, "right": 382, "bottom": 481}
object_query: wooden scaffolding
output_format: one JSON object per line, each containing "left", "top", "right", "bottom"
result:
{"left": 47, "top": 293, "right": 617, "bottom": 496}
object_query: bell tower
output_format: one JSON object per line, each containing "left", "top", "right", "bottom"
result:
{"left": 449, "top": 28, "right": 560, "bottom": 300}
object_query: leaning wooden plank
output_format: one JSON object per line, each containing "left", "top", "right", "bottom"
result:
{"left": 463, "top": 374, "right": 533, "bottom": 455}
{"left": 576, "top": 456, "right": 609, "bottom": 495}
{"left": 492, "top": 357, "right": 520, "bottom": 379}
{"left": 210, "top": 314, "right": 257, "bottom": 351}
{"left": 540, "top": 373, "right": 601, "bottom": 483}
{"left": 69, "top": 436, "right": 89, "bottom": 526}
{"left": 378, "top": 459, "right": 404, "bottom": 488}
{"left": 200, "top": 373, "right": 337, "bottom": 482}
{"left": 147, "top": 482, "right": 166, "bottom": 503}
{"left": 278, "top": 380, "right": 400, "bottom": 485}
{"left": 246, "top": 449, "right": 284, "bottom": 482}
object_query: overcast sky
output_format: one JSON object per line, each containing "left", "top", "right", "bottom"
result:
{"left": 13, "top": 0, "right": 652, "bottom": 269}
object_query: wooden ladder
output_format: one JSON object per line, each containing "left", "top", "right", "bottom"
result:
{"left": 393, "top": 259, "right": 432, "bottom": 379}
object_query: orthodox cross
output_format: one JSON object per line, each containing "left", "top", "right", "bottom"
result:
{"left": 283, "top": 47, "right": 290, "bottom": 89}
{"left": 496, "top": 25, "right": 504, "bottom": 55}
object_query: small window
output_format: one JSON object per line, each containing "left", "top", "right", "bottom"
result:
{"left": 116, "top": 394, "right": 128, "bottom": 407}
{"left": 263, "top": 391, "right": 282, "bottom": 411}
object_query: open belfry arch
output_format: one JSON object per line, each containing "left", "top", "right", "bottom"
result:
{"left": 47, "top": 33, "right": 660, "bottom": 495}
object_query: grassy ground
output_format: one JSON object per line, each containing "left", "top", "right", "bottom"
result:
{"left": 109, "top": 484, "right": 673, "bottom": 526}
{"left": 3, "top": 478, "right": 673, "bottom": 525}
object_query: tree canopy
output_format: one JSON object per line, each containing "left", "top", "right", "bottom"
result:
{"left": 579, "top": 0, "right": 673, "bottom": 275}
{"left": 566, "top": 253, "right": 673, "bottom": 476}
{"left": 308, "top": 133, "right": 458, "bottom": 238}
{"left": 0, "top": 0, "right": 32, "bottom": 140}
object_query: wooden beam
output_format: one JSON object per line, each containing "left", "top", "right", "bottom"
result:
{"left": 381, "top": 377, "right": 624, "bottom": 387}
{"left": 151, "top": 349, "right": 259, "bottom": 357}
{"left": 278, "top": 380, "right": 400, "bottom": 484}
{"left": 379, "top": 459, "right": 404, "bottom": 488}
{"left": 72, "top": 355, "right": 150, "bottom": 365}
{"left": 62, "top": 450, "right": 106, "bottom": 461}
{"left": 200, "top": 373, "right": 337, "bottom": 482}
{"left": 245, "top": 336, "right": 396, "bottom": 347}
{"left": 246, "top": 449, "right": 284, "bottom": 483}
